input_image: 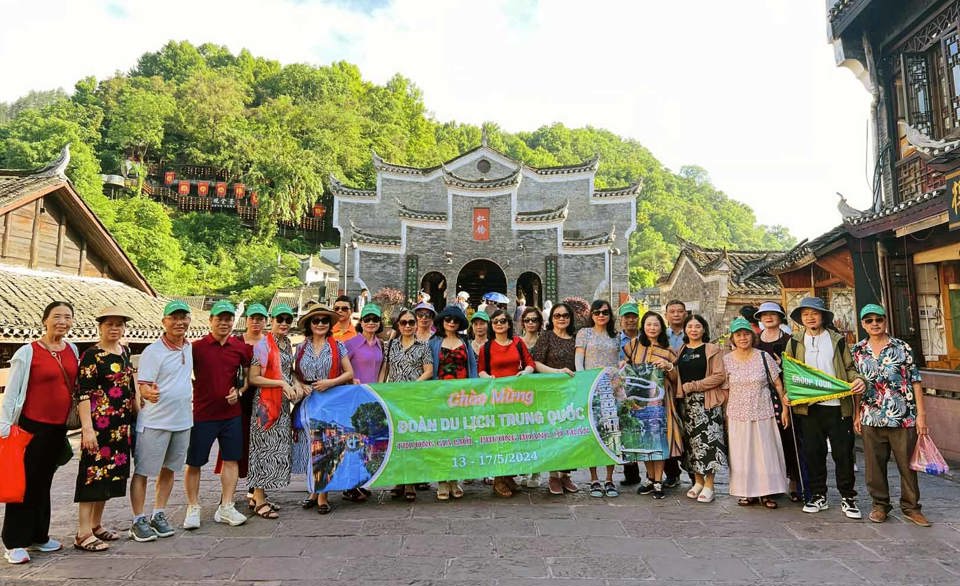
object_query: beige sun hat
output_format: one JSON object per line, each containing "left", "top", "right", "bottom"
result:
{"left": 95, "top": 306, "right": 133, "bottom": 323}
{"left": 297, "top": 301, "right": 339, "bottom": 331}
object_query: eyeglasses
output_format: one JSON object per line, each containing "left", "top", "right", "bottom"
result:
{"left": 311, "top": 317, "right": 332, "bottom": 325}
{"left": 443, "top": 316, "right": 460, "bottom": 323}
{"left": 552, "top": 313, "right": 570, "bottom": 319}
{"left": 592, "top": 309, "right": 611, "bottom": 316}
{"left": 397, "top": 319, "right": 416, "bottom": 326}
{"left": 334, "top": 305, "right": 352, "bottom": 312}
{"left": 491, "top": 318, "right": 509, "bottom": 325}
{"left": 361, "top": 316, "right": 381, "bottom": 323}
{"left": 415, "top": 312, "right": 433, "bottom": 319}
{"left": 523, "top": 317, "right": 541, "bottom": 323}
{"left": 863, "top": 317, "right": 885, "bottom": 324}
{"left": 274, "top": 316, "right": 293, "bottom": 324}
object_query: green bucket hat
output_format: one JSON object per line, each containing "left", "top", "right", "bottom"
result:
{"left": 245, "top": 303, "right": 268, "bottom": 317}
{"left": 859, "top": 303, "right": 886, "bottom": 319}
{"left": 471, "top": 310, "right": 490, "bottom": 323}
{"left": 210, "top": 300, "right": 236, "bottom": 316}
{"left": 360, "top": 304, "right": 382, "bottom": 319}
{"left": 729, "top": 316, "right": 754, "bottom": 334}
{"left": 618, "top": 302, "right": 639, "bottom": 317}
{"left": 271, "top": 303, "right": 294, "bottom": 318}
{"left": 163, "top": 300, "right": 191, "bottom": 316}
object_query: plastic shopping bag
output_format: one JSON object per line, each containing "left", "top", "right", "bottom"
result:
{"left": 0, "top": 425, "right": 34, "bottom": 503}
{"left": 909, "top": 434, "right": 949, "bottom": 475}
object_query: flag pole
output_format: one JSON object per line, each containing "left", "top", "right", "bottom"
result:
{"left": 786, "top": 406, "right": 807, "bottom": 501}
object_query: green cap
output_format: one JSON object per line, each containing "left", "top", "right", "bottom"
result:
{"left": 245, "top": 303, "right": 268, "bottom": 317}
{"left": 271, "top": 303, "right": 294, "bottom": 318}
{"left": 163, "top": 300, "right": 191, "bottom": 316}
{"left": 859, "top": 303, "right": 886, "bottom": 319}
{"left": 729, "top": 316, "right": 753, "bottom": 334}
{"left": 618, "top": 302, "right": 639, "bottom": 317}
{"left": 471, "top": 310, "right": 490, "bottom": 323}
{"left": 210, "top": 300, "right": 236, "bottom": 316}
{"left": 360, "top": 304, "right": 382, "bottom": 319}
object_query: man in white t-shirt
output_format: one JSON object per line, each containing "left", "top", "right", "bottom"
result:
{"left": 128, "top": 300, "right": 195, "bottom": 542}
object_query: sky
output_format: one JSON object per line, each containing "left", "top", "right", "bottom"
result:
{"left": 0, "top": 0, "right": 872, "bottom": 242}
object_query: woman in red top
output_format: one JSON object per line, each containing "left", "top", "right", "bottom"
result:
{"left": 478, "top": 309, "right": 535, "bottom": 497}
{"left": 0, "top": 301, "right": 78, "bottom": 565}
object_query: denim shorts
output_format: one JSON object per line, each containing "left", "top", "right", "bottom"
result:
{"left": 185, "top": 416, "right": 243, "bottom": 467}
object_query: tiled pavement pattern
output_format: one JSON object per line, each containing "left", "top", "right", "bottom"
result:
{"left": 1, "top": 437, "right": 958, "bottom": 586}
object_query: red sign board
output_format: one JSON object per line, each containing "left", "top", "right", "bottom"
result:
{"left": 234, "top": 183, "right": 245, "bottom": 198}
{"left": 473, "top": 208, "right": 490, "bottom": 241}
{"left": 197, "top": 181, "right": 209, "bottom": 196}
{"left": 178, "top": 180, "right": 190, "bottom": 195}
{"left": 215, "top": 182, "right": 227, "bottom": 197}
{"left": 164, "top": 171, "right": 175, "bottom": 185}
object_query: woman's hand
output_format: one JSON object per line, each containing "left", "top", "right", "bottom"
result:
{"left": 81, "top": 427, "right": 98, "bottom": 454}
{"left": 311, "top": 379, "right": 333, "bottom": 392}
{"left": 651, "top": 357, "right": 672, "bottom": 371}
{"left": 916, "top": 413, "right": 928, "bottom": 436}
{"left": 281, "top": 383, "right": 298, "bottom": 401}
{"left": 780, "top": 409, "right": 790, "bottom": 429}
{"left": 559, "top": 367, "right": 574, "bottom": 377}
{"left": 853, "top": 416, "right": 862, "bottom": 435}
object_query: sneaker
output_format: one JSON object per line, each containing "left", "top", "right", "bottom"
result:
{"left": 662, "top": 475, "right": 680, "bottom": 489}
{"left": 183, "top": 504, "right": 201, "bottom": 530}
{"left": 150, "top": 512, "right": 175, "bottom": 538}
{"left": 841, "top": 498, "right": 862, "bottom": 520}
{"left": 904, "top": 510, "right": 931, "bottom": 527}
{"left": 803, "top": 495, "right": 828, "bottom": 514}
{"left": 547, "top": 476, "right": 563, "bottom": 495}
{"left": 637, "top": 480, "right": 655, "bottom": 495}
{"left": 214, "top": 503, "right": 247, "bottom": 527}
{"left": 28, "top": 538, "right": 62, "bottom": 552}
{"left": 3, "top": 548, "right": 29, "bottom": 564}
{"left": 652, "top": 482, "right": 665, "bottom": 499}
{"left": 560, "top": 474, "right": 579, "bottom": 494}
{"left": 129, "top": 517, "right": 158, "bottom": 542}
{"left": 523, "top": 472, "right": 541, "bottom": 488}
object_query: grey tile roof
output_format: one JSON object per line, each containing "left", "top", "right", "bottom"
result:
{"left": 677, "top": 240, "right": 786, "bottom": 296}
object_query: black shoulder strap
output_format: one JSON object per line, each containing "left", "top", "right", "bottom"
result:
{"left": 789, "top": 337, "right": 798, "bottom": 357}
{"left": 483, "top": 339, "right": 493, "bottom": 374}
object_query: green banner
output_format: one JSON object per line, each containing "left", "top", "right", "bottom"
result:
{"left": 296, "top": 369, "right": 620, "bottom": 491}
{"left": 782, "top": 355, "right": 854, "bottom": 406}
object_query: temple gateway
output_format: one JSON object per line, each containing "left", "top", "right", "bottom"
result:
{"left": 331, "top": 138, "right": 639, "bottom": 311}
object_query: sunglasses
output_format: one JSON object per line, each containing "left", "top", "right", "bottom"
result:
{"left": 415, "top": 312, "right": 433, "bottom": 319}
{"left": 492, "top": 318, "right": 509, "bottom": 325}
{"left": 334, "top": 306, "right": 352, "bottom": 312}
{"left": 443, "top": 316, "right": 461, "bottom": 323}
{"left": 552, "top": 312, "right": 570, "bottom": 319}
{"left": 397, "top": 319, "right": 416, "bottom": 326}
{"left": 523, "top": 317, "right": 541, "bottom": 323}
{"left": 311, "top": 317, "right": 332, "bottom": 326}
{"left": 274, "top": 316, "right": 293, "bottom": 324}
{"left": 863, "top": 317, "right": 885, "bottom": 324}
{"left": 361, "top": 316, "right": 381, "bottom": 323}
{"left": 592, "top": 309, "right": 611, "bottom": 316}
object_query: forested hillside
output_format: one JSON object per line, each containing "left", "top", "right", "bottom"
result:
{"left": 0, "top": 41, "right": 794, "bottom": 300}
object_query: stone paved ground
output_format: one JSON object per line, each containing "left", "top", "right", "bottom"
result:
{"left": 1, "top": 438, "right": 958, "bottom": 586}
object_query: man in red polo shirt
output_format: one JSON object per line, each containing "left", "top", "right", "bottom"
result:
{"left": 183, "top": 300, "right": 252, "bottom": 529}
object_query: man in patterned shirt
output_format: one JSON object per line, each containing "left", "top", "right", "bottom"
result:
{"left": 851, "top": 303, "right": 930, "bottom": 527}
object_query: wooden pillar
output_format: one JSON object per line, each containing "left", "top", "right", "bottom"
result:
{"left": 78, "top": 242, "right": 87, "bottom": 276}
{"left": 28, "top": 199, "right": 41, "bottom": 268}
{"left": 56, "top": 215, "right": 67, "bottom": 266}
{"left": 1, "top": 213, "right": 10, "bottom": 258}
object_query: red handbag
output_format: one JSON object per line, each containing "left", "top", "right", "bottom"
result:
{"left": 0, "top": 425, "right": 34, "bottom": 503}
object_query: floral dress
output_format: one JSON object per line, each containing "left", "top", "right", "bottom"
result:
{"left": 438, "top": 345, "right": 468, "bottom": 379}
{"left": 74, "top": 346, "right": 135, "bottom": 502}
{"left": 679, "top": 346, "right": 727, "bottom": 475}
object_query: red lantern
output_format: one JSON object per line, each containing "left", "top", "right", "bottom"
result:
{"left": 234, "top": 183, "right": 245, "bottom": 198}
{"left": 312, "top": 203, "right": 326, "bottom": 217}
{"left": 178, "top": 180, "right": 190, "bottom": 195}
{"left": 197, "top": 181, "right": 209, "bottom": 196}
{"left": 215, "top": 182, "right": 227, "bottom": 197}
{"left": 164, "top": 171, "right": 175, "bottom": 185}
{"left": 250, "top": 192, "right": 259, "bottom": 206}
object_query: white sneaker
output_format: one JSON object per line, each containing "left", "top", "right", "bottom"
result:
{"left": 183, "top": 504, "right": 201, "bottom": 530}
{"left": 214, "top": 503, "right": 247, "bottom": 526}
{"left": 4, "top": 548, "right": 29, "bottom": 564}
{"left": 841, "top": 498, "right": 862, "bottom": 520}
{"left": 802, "top": 495, "right": 829, "bottom": 514}
{"left": 523, "top": 473, "right": 541, "bottom": 488}
{"left": 28, "top": 538, "right": 62, "bottom": 552}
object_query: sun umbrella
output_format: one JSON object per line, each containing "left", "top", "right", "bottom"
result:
{"left": 482, "top": 292, "right": 509, "bottom": 304}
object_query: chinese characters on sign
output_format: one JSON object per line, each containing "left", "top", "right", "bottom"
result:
{"left": 197, "top": 181, "right": 209, "bottom": 197}
{"left": 211, "top": 197, "right": 237, "bottom": 208}
{"left": 405, "top": 256, "right": 420, "bottom": 303}
{"left": 178, "top": 180, "right": 190, "bottom": 195}
{"left": 473, "top": 208, "right": 490, "bottom": 241}
{"left": 951, "top": 177, "right": 960, "bottom": 225}
{"left": 164, "top": 171, "right": 175, "bottom": 185}
{"left": 215, "top": 182, "right": 227, "bottom": 197}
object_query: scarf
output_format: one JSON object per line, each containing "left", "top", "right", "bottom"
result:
{"left": 256, "top": 333, "right": 285, "bottom": 431}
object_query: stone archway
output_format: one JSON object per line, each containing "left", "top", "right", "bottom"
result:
{"left": 456, "top": 259, "right": 507, "bottom": 309}
{"left": 420, "top": 271, "right": 447, "bottom": 311}
{"left": 516, "top": 272, "right": 543, "bottom": 309}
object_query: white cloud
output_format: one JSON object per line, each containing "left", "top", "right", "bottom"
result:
{"left": 0, "top": 0, "right": 872, "bottom": 240}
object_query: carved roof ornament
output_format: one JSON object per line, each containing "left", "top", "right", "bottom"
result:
{"left": 593, "top": 182, "right": 642, "bottom": 199}
{"left": 441, "top": 164, "right": 522, "bottom": 189}
{"left": 328, "top": 174, "right": 376, "bottom": 198}
{"left": 836, "top": 192, "right": 868, "bottom": 220}
{"left": 529, "top": 155, "right": 600, "bottom": 176}
{"left": 900, "top": 121, "right": 960, "bottom": 157}
{"left": 32, "top": 143, "right": 71, "bottom": 179}
{"left": 481, "top": 126, "right": 489, "bottom": 147}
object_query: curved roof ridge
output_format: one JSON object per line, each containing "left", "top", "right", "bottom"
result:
{"left": 441, "top": 164, "right": 522, "bottom": 189}
{"left": 328, "top": 174, "right": 376, "bottom": 197}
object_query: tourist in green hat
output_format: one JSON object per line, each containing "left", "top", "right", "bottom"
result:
{"left": 233, "top": 302, "right": 270, "bottom": 510}
{"left": 468, "top": 310, "right": 490, "bottom": 356}
{"left": 616, "top": 302, "right": 643, "bottom": 486}
{"left": 163, "top": 300, "right": 191, "bottom": 316}
{"left": 851, "top": 303, "right": 930, "bottom": 526}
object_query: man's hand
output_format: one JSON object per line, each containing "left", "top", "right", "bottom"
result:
{"left": 226, "top": 387, "right": 239, "bottom": 405}
{"left": 139, "top": 382, "right": 160, "bottom": 404}
{"left": 853, "top": 417, "right": 862, "bottom": 435}
{"left": 916, "top": 413, "right": 929, "bottom": 436}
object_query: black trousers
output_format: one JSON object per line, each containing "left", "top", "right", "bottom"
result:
{"left": 2, "top": 417, "right": 66, "bottom": 549}
{"left": 797, "top": 405, "right": 856, "bottom": 499}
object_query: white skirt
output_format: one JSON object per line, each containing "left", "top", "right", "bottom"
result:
{"left": 727, "top": 417, "right": 789, "bottom": 498}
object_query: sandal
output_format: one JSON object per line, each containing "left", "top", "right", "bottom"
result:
{"left": 737, "top": 497, "right": 758, "bottom": 506}
{"left": 317, "top": 503, "right": 332, "bottom": 515}
{"left": 91, "top": 525, "right": 120, "bottom": 541}
{"left": 249, "top": 498, "right": 280, "bottom": 512}
{"left": 437, "top": 481, "right": 451, "bottom": 501}
{"left": 451, "top": 482, "right": 464, "bottom": 499}
{"left": 686, "top": 484, "right": 704, "bottom": 499}
{"left": 589, "top": 481, "right": 604, "bottom": 498}
{"left": 697, "top": 487, "right": 715, "bottom": 503}
{"left": 789, "top": 491, "right": 802, "bottom": 503}
{"left": 254, "top": 502, "right": 279, "bottom": 519}
{"left": 74, "top": 533, "right": 109, "bottom": 552}
{"left": 342, "top": 488, "right": 368, "bottom": 503}
{"left": 301, "top": 495, "right": 318, "bottom": 509}
{"left": 404, "top": 485, "right": 417, "bottom": 502}
{"left": 604, "top": 481, "right": 619, "bottom": 498}
{"left": 761, "top": 497, "right": 778, "bottom": 509}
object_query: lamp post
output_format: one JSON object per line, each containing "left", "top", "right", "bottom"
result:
{"left": 607, "top": 246, "right": 621, "bottom": 307}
